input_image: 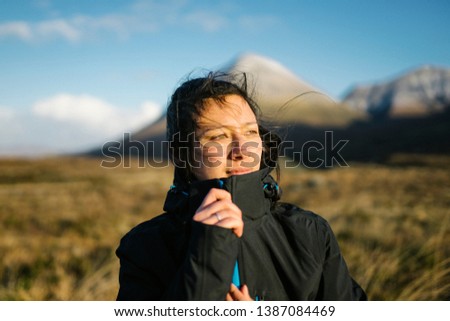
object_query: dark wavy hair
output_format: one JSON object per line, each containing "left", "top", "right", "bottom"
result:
{"left": 166, "top": 71, "right": 281, "bottom": 184}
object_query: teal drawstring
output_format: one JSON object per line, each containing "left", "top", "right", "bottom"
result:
{"left": 232, "top": 261, "right": 259, "bottom": 300}
{"left": 232, "top": 261, "right": 240, "bottom": 288}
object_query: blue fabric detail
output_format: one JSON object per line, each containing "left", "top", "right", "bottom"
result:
{"left": 232, "top": 261, "right": 240, "bottom": 288}
{"left": 169, "top": 185, "right": 189, "bottom": 196}
{"left": 263, "top": 183, "right": 279, "bottom": 191}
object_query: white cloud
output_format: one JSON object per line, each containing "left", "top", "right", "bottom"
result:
{"left": 0, "top": 12, "right": 161, "bottom": 43}
{"left": 0, "top": 0, "right": 179, "bottom": 42}
{"left": 0, "top": 94, "right": 165, "bottom": 155}
{"left": 130, "top": 101, "right": 162, "bottom": 129}
{"left": 33, "top": 94, "right": 116, "bottom": 129}
{"left": 32, "top": 93, "right": 162, "bottom": 136}
{"left": 0, "top": 21, "right": 33, "bottom": 41}
{"left": 36, "top": 19, "right": 81, "bottom": 42}
{"left": 0, "top": 19, "right": 81, "bottom": 43}
{"left": 71, "top": 13, "right": 159, "bottom": 40}
{"left": 0, "top": 1, "right": 275, "bottom": 43}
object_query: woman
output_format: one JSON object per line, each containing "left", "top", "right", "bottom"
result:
{"left": 116, "top": 72, "right": 367, "bottom": 301}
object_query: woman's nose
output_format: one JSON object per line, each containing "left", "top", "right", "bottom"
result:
{"left": 230, "top": 136, "right": 246, "bottom": 160}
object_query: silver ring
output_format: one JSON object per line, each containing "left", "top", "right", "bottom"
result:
{"left": 215, "top": 212, "right": 222, "bottom": 221}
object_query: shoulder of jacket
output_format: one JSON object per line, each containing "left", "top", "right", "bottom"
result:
{"left": 119, "top": 212, "right": 175, "bottom": 244}
{"left": 272, "top": 202, "right": 324, "bottom": 219}
{"left": 272, "top": 202, "right": 330, "bottom": 230}
{"left": 271, "top": 202, "right": 334, "bottom": 263}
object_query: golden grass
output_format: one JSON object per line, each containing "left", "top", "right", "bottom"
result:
{"left": 0, "top": 154, "right": 448, "bottom": 300}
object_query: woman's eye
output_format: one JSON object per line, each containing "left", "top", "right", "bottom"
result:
{"left": 210, "top": 133, "right": 227, "bottom": 141}
{"left": 246, "top": 129, "right": 259, "bottom": 136}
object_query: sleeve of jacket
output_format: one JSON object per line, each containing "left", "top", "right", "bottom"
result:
{"left": 116, "top": 220, "right": 239, "bottom": 300}
{"left": 316, "top": 218, "right": 367, "bottom": 300}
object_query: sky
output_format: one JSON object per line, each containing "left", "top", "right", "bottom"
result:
{"left": 0, "top": 0, "right": 449, "bottom": 156}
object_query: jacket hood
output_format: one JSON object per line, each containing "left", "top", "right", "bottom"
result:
{"left": 163, "top": 167, "right": 281, "bottom": 222}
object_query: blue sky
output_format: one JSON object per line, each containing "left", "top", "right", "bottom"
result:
{"left": 0, "top": 0, "right": 449, "bottom": 155}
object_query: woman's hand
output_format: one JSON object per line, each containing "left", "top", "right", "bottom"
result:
{"left": 193, "top": 188, "right": 244, "bottom": 237}
{"left": 226, "top": 284, "right": 253, "bottom": 301}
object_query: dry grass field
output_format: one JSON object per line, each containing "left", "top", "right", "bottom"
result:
{"left": 0, "top": 154, "right": 448, "bottom": 300}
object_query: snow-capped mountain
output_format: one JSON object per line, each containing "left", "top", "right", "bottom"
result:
{"left": 220, "top": 53, "right": 361, "bottom": 126}
{"left": 221, "top": 53, "right": 320, "bottom": 108}
{"left": 342, "top": 66, "right": 450, "bottom": 118}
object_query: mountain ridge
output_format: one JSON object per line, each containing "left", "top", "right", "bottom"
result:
{"left": 86, "top": 54, "right": 450, "bottom": 161}
{"left": 219, "top": 52, "right": 361, "bottom": 127}
{"left": 342, "top": 65, "right": 450, "bottom": 118}
{"left": 129, "top": 52, "right": 361, "bottom": 144}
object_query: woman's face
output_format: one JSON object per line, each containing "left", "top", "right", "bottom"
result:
{"left": 190, "top": 94, "right": 263, "bottom": 181}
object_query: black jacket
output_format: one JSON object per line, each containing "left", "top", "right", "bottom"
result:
{"left": 116, "top": 168, "right": 367, "bottom": 300}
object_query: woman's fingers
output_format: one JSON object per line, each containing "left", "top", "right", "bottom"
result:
{"left": 194, "top": 188, "right": 243, "bottom": 237}
{"left": 194, "top": 200, "right": 241, "bottom": 222}
{"left": 197, "top": 210, "right": 229, "bottom": 224}
{"left": 195, "top": 210, "right": 243, "bottom": 237}
{"left": 197, "top": 188, "right": 231, "bottom": 209}
{"left": 214, "top": 215, "right": 244, "bottom": 237}
{"left": 227, "top": 284, "right": 253, "bottom": 301}
{"left": 242, "top": 284, "right": 250, "bottom": 297}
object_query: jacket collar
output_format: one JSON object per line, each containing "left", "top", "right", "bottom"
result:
{"left": 163, "top": 167, "right": 280, "bottom": 222}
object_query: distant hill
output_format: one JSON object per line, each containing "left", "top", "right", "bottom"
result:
{"left": 129, "top": 53, "right": 362, "bottom": 145}
{"left": 87, "top": 55, "right": 450, "bottom": 162}
{"left": 221, "top": 53, "right": 319, "bottom": 114}
{"left": 96, "top": 53, "right": 362, "bottom": 159}
{"left": 221, "top": 53, "right": 363, "bottom": 127}
{"left": 342, "top": 65, "right": 450, "bottom": 119}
